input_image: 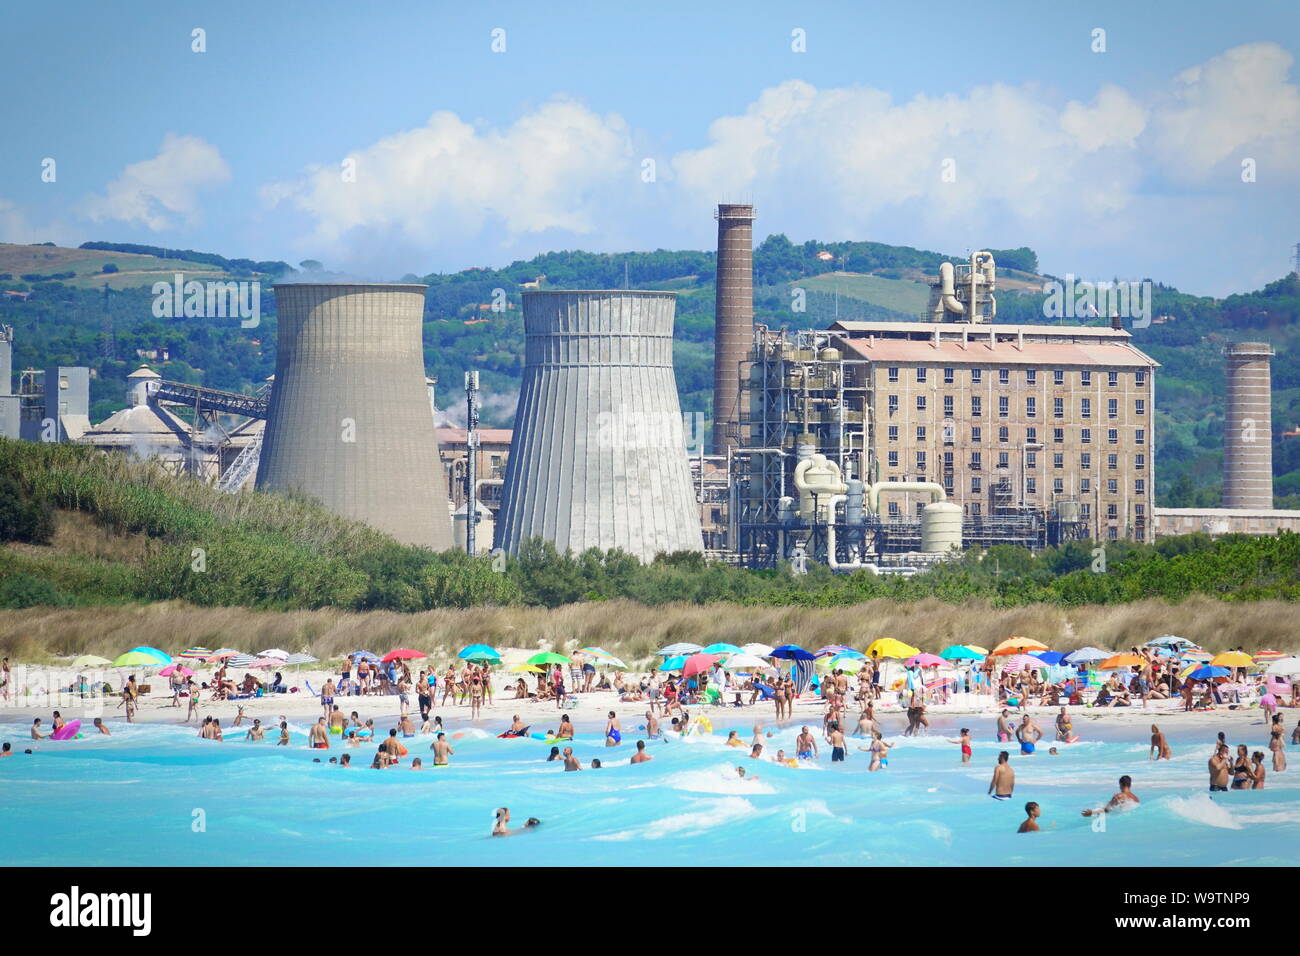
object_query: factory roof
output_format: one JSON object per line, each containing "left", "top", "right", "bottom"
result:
{"left": 436, "top": 427, "right": 513, "bottom": 445}
{"left": 834, "top": 335, "right": 1159, "bottom": 369}
{"left": 79, "top": 402, "right": 191, "bottom": 447}
{"left": 829, "top": 320, "right": 1134, "bottom": 339}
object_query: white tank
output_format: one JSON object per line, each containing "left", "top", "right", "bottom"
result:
{"left": 453, "top": 501, "right": 495, "bottom": 555}
{"left": 921, "top": 501, "right": 963, "bottom": 553}
{"left": 1057, "top": 500, "right": 1080, "bottom": 523}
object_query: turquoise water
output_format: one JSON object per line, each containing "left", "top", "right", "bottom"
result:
{"left": 2, "top": 716, "right": 1297, "bottom": 866}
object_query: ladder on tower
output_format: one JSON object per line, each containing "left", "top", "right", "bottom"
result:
{"left": 216, "top": 434, "right": 261, "bottom": 493}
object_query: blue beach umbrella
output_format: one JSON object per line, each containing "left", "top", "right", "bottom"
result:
{"left": 1187, "top": 665, "right": 1230, "bottom": 681}
{"left": 703, "top": 643, "right": 743, "bottom": 656}
{"left": 770, "top": 644, "right": 816, "bottom": 661}
{"left": 129, "top": 646, "right": 172, "bottom": 665}
{"left": 658, "top": 655, "right": 687, "bottom": 672}
{"left": 457, "top": 644, "right": 500, "bottom": 661}
{"left": 1032, "top": 651, "right": 1067, "bottom": 665}
{"left": 940, "top": 645, "right": 985, "bottom": 661}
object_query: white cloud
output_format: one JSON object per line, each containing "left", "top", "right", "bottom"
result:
{"left": 83, "top": 133, "right": 231, "bottom": 230}
{"left": 263, "top": 98, "right": 638, "bottom": 248}
{"left": 1150, "top": 42, "right": 1300, "bottom": 181}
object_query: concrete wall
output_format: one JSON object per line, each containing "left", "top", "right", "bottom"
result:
{"left": 256, "top": 284, "right": 454, "bottom": 550}
{"left": 497, "top": 290, "right": 704, "bottom": 561}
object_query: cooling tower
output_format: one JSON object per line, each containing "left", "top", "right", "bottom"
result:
{"left": 256, "top": 283, "right": 453, "bottom": 550}
{"left": 713, "top": 203, "right": 755, "bottom": 453}
{"left": 496, "top": 290, "right": 704, "bottom": 562}
{"left": 1223, "top": 342, "right": 1275, "bottom": 509}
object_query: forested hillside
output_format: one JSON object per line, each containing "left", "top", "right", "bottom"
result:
{"left": 1, "top": 239, "right": 1297, "bottom": 507}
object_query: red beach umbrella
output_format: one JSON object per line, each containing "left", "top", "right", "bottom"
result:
{"left": 381, "top": 649, "right": 427, "bottom": 663}
{"left": 682, "top": 653, "right": 720, "bottom": 678}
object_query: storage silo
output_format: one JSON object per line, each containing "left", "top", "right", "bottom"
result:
{"left": 256, "top": 283, "right": 453, "bottom": 550}
{"left": 1223, "top": 342, "right": 1275, "bottom": 510}
{"left": 496, "top": 290, "right": 704, "bottom": 562}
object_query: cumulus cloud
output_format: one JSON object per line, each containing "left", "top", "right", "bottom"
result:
{"left": 263, "top": 98, "right": 638, "bottom": 248}
{"left": 1150, "top": 42, "right": 1300, "bottom": 181}
{"left": 83, "top": 133, "right": 231, "bottom": 230}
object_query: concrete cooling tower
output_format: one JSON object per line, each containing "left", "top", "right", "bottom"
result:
{"left": 1223, "top": 342, "right": 1275, "bottom": 509}
{"left": 256, "top": 283, "right": 454, "bottom": 550}
{"left": 496, "top": 290, "right": 704, "bottom": 562}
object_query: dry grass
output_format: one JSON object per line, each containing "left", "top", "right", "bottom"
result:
{"left": 1, "top": 595, "right": 1294, "bottom": 666}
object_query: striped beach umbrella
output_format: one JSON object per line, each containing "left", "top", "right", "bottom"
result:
{"left": 1178, "top": 649, "right": 1212, "bottom": 663}
{"left": 228, "top": 654, "right": 260, "bottom": 667}
{"left": 205, "top": 649, "right": 239, "bottom": 662}
{"left": 1253, "top": 649, "right": 1286, "bottom": 663}
{"left": 258, "top": 648, "right": 291, "bottom": 661}
{"left": 179, "top": 646, "right": 212, "bottom": 660}
{"left": 999, "top": 654, "right": 1042, "bottom": 673}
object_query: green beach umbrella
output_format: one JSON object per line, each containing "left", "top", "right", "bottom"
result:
{"left": 72, "top": 655, "right": 112, "bottom": 668}
{"left": 113, "top": 651, "right": 158, "bottom": 667}
{"left": 527, "top": 652, "right": 572, "bottom": 667}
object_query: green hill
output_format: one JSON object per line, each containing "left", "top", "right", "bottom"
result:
{"left": 1, "top": 239, "right": 1297, "bottom": 507}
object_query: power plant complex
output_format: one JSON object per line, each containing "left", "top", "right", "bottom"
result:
{"left": 3, "top": 205, "right": 1296, "bottom": 567}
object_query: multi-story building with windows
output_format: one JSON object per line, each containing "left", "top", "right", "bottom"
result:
{"left": 828, "top": 320, "right": 1159, "bottom": 542}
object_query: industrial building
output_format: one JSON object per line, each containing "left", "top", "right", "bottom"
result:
{"left": 0, "top": 325, "right": 17, "bottom": 440}
{"left": 495, "top": 290, "right": 705, "bottom": 562}
{"left": 256, "top": 283, "right": 454, "bottom": 550}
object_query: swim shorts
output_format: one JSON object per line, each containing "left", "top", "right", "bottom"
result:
{"left": 998, "top": 732, "right": 1010, "bottom": 742}
{"left": 1021, "top": 742, "right": 1036, "bottom": 754}
{"left": 991, "top": 793, "right": 1011, "bottom": 801}
{"left": 1209, "top": 785, "right": 1228, "bottom": 792}
{"left": 832, "top": 747, "right": 845, "bottom": 762}
{"left": 797, "top": 750, "right": 813, "bottom": 759}
{"left": 961, "top": 745, "right": 972, "bottom": 756}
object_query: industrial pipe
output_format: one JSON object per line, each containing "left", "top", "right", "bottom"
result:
{"left": 824, "top": 494, "right": 879, "bottom": 574}
{"left": 866, "top": 481, "right": 947, "bottom": 514}
{"left": 938, "top": 261, "right": 965, "bottom": 315}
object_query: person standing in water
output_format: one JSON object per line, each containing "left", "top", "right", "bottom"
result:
{"left": 1082, "top": 775, "right": 1139, "bottom": 816}
{"left": 827, "top": 722, "right": 847, "bottom": 762}
{"left": 947, "top": 728, "right": 972, "bottom": 764}
{"left": 996, "top": 709, "right": 1014, "bottom": 743}
{"left": 630, "top": 740, "right": 653, "bottom": 764}
{"left": 1149, "top": 725, "right": 1172, "bottom": 760}
{"left": 1017, "top": 802, "right": 1041, "bottom": 833}
{"left": 605, "top": 711, "right": 622, "bottom": 747}
{"left": 988, "top": 751, "right": 1015, "bottom": 800}
{"left": 431, "top": 732, "right": 454, "bottom": 767}
{"left": 1270, "top": 728, "right": 1287, "bottom": 772}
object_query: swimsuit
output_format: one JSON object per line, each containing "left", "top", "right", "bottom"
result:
{"left": 797, "top": 750, "right": 813, "bottom": 759}
{"left": 607, "top": 729, "right": 622, "bottom": 744}
{"left": 1021, "top": 741, "right": 1036, "bottom": 754}
{"left": 991, "top": 793, "right": 1011, "bottom": 801}
{"left": 961, "top": 745, "right": 972, "bottom": 756}
{"left": 831, "top": 746, "right": 845, "bottom": 762}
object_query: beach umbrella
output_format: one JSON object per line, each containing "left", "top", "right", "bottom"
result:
{"left": 865, "top": 638, "right": 920, "bottom": 659}
{"left": 228, "top": 654, "right": 261, "bottom": 667}
{"left": 509, "top": 664, "right": 544, "bottom": 673}
{"left": 658, "top": 655, "right": 687, "bottom": 672}
{"left": 527, "top": 652, "right": 572, "bottom": 667}
{"left": 71, "top": 654, "right": 112, "bottom": 668}
{"left": 821, "top": 655, "right": 865, "bottom": 673}
{"left": 112, "top": 651, "right": 157, "bottom": 668}
{"left": 741, "top": 643, "right": 775, "bottom": 657}
{"left": 1178, "top": 649, "right": 1212, "bottom": 663}
{"left": 682, "top": 653, "right": 720, "bottom": 678}
{"left": 1147, "top": 635, "right": 1194, "bottom": 649}
{"left": 1186, "top": 665, "right": 1230, "bottom": 681}
{"left": 589, "top": 655, "right": 627, "bottom": 669}
{"left": 991, "top": 637, "right": 1049, "bottom": 656}
{"left": 999, "top": 654, "right": 1043, "bottom": 673}
{"left": 722, "top": 653, "right": 773, "bottom": 671}
{"left": 178, "top": 646, "right": 212, "bottom": 660}
{"left": 382, "top": 648, "right": 426, "bottom": 663}
{"left": 258, "top": 648, "right": 291, "bottom": 661}
{"left": 284, "top": 653, "right": 318, "bottom": 666}
{"left": 350, "top": 650, "right": 382, "bottom": 663}
{"left": 1063, "top": 647, "right": 1111, "bottom": 664}
{"left": 1252, "top": 649, "right": 1286, "bottom": 663}
{"left": 129, "top": 646, "right": 172, "bottom": 664}
{"left": 1264, "top": 657, "right": 1300, "bottom": 676}
{"left": 658, "top": 642, "right": 703, "bottom": 656}
{"left": 1099, "top": 653, "right": 1144, "bottom": 669}
{"left": 158, "top": 664, "right": 194, "bottom": 678}
{"left": 1211, "top": 652, "right": 1254, "bottom": 668}
{"left": 577, "top": 646, "right": 618, "bottom": 661}
{"left": 1032, "top": 651, "right": 1068, "bottom": 665}
{"left": 905, "top": 653, "right": 945, "bottom": 668}
{"left": 702, "top": 642, "right": 743, "bottom": 656}
{"left": 205, "top": 649, "right": 239, "bottom": 662}
{"left": 815, "top": 644, "right": 859, "bottom": 658}
{"left": 457, "top": 644, "right": 499, "bottom": 661}
{"left": 940, "top": 645, "right": 984, "bottom": 661}
{"left": 246, "top": 657, "right": 281, "bottom": 669}
{"left": 771, "top": 644, "right": 816, "bottom": 661}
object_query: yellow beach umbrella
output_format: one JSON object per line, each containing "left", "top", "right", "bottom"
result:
{"left": 865, "top": 638, "right": 921, "bottom": 659}
{"left": 991, "top": 636, "right": 1049, "bottom": 656}
{"left": 72, "top": 655, "right": 112, "bottom": 668}
{"left": 966, "top": 645, "right": 990, "bottom": 656}
{"left": 1211, "top": 652, "right": 1254, "bottom": 668}
{"left": 509, "top": 664, "right": 544, "bottom": 673}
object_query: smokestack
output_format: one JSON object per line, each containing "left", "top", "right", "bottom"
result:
{"left": 1223, "top": 342, "right": 1275, "bottom": 510}
{"left": 712, "top": 203, "right": 755, "bottom": 453}
{"left": 496, "top": 290, "right": 704, "bottom": 562}
{"left": 257, "top": 284, "right": 454, "bottom": 550}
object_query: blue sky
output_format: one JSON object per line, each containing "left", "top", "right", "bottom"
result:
{"left": 2, "top": 0, "right": 1298, "bottom": 295}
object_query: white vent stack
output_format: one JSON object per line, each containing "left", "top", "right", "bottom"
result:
{"left": 256, "top": 283, "right": 454, "bottom": 550}
{"left": 496, "top": 290, "right": 704, "bottom": 562}
{"left": 1223, "top": 342, "right": 1275, "bottom": 509}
